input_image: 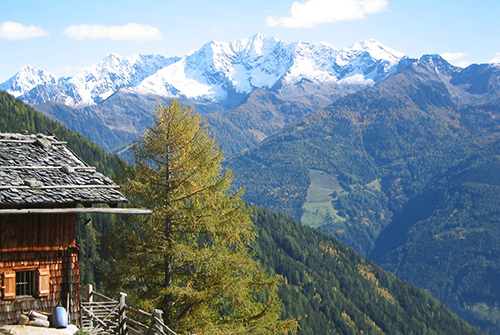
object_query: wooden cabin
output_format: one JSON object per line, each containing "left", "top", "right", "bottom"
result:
{"left": 0, "top": 132, "right": 147, "bottom": 325}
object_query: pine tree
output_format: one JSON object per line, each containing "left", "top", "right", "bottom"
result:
{"left": 105, "top": 100, "right": 296, "bottom": 334}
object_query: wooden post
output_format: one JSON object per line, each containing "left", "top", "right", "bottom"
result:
{"left": 153, "top": 309, "right": 164, "bottom": 334}
{"left": 87, "top": 284, "right": 93, "bottom": 330}
{"left": 119, "top": 292, "right": 128, "bottom": 335}
{"left": 86, "top": 284, "right": 93, "bottom": 303}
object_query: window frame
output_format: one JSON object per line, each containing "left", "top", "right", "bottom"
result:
{"left": 2, "top": 266, "right": 50, "bottom": 300}
{"left": 15, "top": 269, "right": 37, "bottom": 298}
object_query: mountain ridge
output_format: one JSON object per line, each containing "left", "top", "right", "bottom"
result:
{"left": 1, "top": 34, "right": 404, "bottom": 108}
{"left": 0, "top": 34, "right": 416, "bottom": 155}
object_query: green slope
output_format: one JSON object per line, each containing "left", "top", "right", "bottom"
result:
{"left": 252, "top": 206, "right": 482, "bottom": 335}
{"left": 371, "top": 142, "right": 500, "bottom": 334}
{"left": 229, "top": 58, "right": 500, "bottom": 258}
{"left": 227, "top": 57, "right": 500, "bottom": 333}
{"left": 0, "top": 90, "right": 484, "bottom": 334}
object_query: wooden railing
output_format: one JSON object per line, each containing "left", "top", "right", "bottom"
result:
{"left": 80, "top": 284, "right": 177, "bottom": 335}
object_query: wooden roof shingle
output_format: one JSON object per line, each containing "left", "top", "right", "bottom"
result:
{"left": 0, "top": 133, "right": 128, "bottom": 207}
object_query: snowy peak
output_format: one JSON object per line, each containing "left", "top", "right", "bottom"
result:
{"left": 187, "top": 40, "right": 236, "bottom": 75}
{"left": 417, "top": 54, "right": 460, "bottom": 73}
{"left": 348, "top": 39, "right": 405, "bottom": 64}
{"left": 96, "top": 53, "right": 125, "bottom": 71}
{"left": 1, "top": 54, "right": 179, "bottom": 107}
{"left": 1, "top": 35, "right": 406, "bottom": 107}
{"left": 133, "top": 34, "right": 296, "bottom": 100}
{"left": 283, "top": 38, "right": 405, "bottom": 86}
{"left": 230, "top": 33, "right": 281, "bottom": 59}
{"left": 0, "top": 66, "right": 58, "bottom": 98}
{"left": 63, "top": 53, "right": 178, "bottom": 106}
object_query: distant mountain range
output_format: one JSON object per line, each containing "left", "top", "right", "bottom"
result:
{"left": 0, "top": 90, "right": 484, "bottom": 335}
{"left": 2, "top": 34, "right": 499, "bottom": 156}
{"left": 0, "top": 34, "right": 405, "bottom": 153}
{"left": 1, "top": 34, "right": 403, "bottom": 107}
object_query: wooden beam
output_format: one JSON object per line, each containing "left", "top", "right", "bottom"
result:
{"left": 0, "top": 208, "right": 152, "bottom": 215}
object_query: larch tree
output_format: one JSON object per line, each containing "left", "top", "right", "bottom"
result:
{"left": 105, "top": 100, "right": 296, "bottom": 334}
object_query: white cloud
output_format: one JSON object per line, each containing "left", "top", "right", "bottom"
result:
{"left": 454, "top": 61, "right": 471, "bottom": 68}
{"left": 266, "top": 0, "right": 389, "bottom": 28}
{"left": 441, "top": 52, "right": 467, "bottom": 62}
{"left": 441, "top": 52, "right": 470, "bottom": 68}
{"left": 0, "top": 21, "right": 48, "bottom": 40}
{"left": 64, "top": 23, "right": 162, "bottom": 41}
{"left": 491, "top": 52, "right": 500, "bottom": 63}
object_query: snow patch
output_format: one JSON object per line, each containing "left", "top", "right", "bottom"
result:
{"left": 338, "top": 74, "right": 375, "bottom": 86}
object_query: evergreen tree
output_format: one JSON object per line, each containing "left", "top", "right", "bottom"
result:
{"left": 105, "top": 100, "right": 296, "bottom": 334}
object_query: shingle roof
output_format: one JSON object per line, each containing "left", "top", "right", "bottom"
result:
{"left": 0, "top": 133, "right": 128, "bottom": 207}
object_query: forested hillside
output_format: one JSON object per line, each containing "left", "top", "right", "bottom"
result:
{"left": 371, "top": 141, "right": 500, "bottom": 334}
{"left": 227, "top": 56, "right": 500, "bottom": 333}
{"left": 0, "top": 90, "right": 484, "bottom": 334}
{"left": 204, "top": 86, "right": 343, "bottom": 156}
{"left": 229, "top": 56, "right": 500, "bottom": 254}
{"left": 252, "top": 207, "right": 482, "bottom": 335}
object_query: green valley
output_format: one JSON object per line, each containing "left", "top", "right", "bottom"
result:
{"left": 301, "top": 169, "right": 346, "bottom": 228}
{"left": 0, "top": 90, "right": 486, "bottom": 334}
{"left": 227, "top": 55, "right": 500, "bottom": 333}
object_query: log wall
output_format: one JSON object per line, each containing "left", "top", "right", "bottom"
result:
{"left": 0, "top": 214, "right": 80, "bottom": 325}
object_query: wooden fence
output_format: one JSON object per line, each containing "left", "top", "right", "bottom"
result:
{"left": 80, "top": 284, "right": 177, "bottom": 335}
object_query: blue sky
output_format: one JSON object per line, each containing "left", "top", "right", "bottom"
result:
{"left": 1, "top": 0, "right": 499, "bottom": 82}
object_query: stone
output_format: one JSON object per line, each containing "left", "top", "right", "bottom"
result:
{"left": 24, "top": 179, "right": 44, "bottom": 188}
{"left": 18, "top": 314, "right": 29, "bottom": 325}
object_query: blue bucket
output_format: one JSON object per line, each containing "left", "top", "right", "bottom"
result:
{"left": 52, "top": 306, "right": 68, "bottom": 328}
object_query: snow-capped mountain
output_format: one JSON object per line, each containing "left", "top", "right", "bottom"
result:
{"left": 0, "top": 66, "right": 58, "bottom": 98}
{"left": 1, "top": 34, "right": 405, "bottom": 108}
{"left": 1, "top": 53, "right": 179, "bottom": 107}
{"left": 2, "top": 34, "right": 499, "bottom": 161}
{"left": 62, "top": 53, "right": 179, "bottom": 106}
{"left": 131, "top": 34, "right": 405, "bottom": 101}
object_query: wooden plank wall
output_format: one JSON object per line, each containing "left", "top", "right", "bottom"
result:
{"left": 0, "top": 213, "right": 76, "bottom": 251}
{"left": 0, "top": 214, "right": 80, "bottom": 325}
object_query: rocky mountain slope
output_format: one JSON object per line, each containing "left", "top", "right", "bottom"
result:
{"left": 0, "top": 34, "right": 405, "bottom": 154}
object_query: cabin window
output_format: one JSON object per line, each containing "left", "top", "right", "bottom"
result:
{"left": 16, "top": 270, "right": 36, "bottom": 297}
{"left": 2, "top": 267, "right": 50, "bottom": 300}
